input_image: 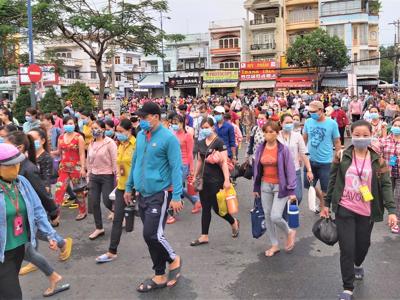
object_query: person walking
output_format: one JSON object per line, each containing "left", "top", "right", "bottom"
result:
{"left": 331, "top": 104, "right": 349, "bottom": 147}
{"left": 190, "top": 117, "right": 239, "bottom": 247}
{"left": 321, "top": 120, "right": 397, "bottom": 300}
{"left": 214, "top": 106, "right": 237, "bottom": 164}
{"left": 241, "top": 105, "right": 255, "bottom": 144}
{"left": 124, "top": 102, "right": 183, "bottom": 292}
{"left": 349, "top": 96, "right": 362, "bottom": 122}
{"left": 87, "top": 120, "right": 117, "bottom": 240}
{"left": 253, "top": 120, "right": 297, "bottom": 257}
{"left": 23, "top": 108, "right": 41, "bottom": 133}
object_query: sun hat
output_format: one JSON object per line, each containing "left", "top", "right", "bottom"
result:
{"left": 0, "top": 143, "right": 26, "bottom": 166}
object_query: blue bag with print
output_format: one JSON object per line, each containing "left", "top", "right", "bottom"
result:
{"left": 250, "top": 197, "right": 266, "bottom": 239}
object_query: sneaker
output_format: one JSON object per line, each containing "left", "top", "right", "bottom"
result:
{"left": 166, "top": 216, "right": 177, "bottom": 224}
{"left": 191, "top": 201, "right": 202, "bottom": 214}
{"left": 391, "top": 224, "right": 400, "bottom": 234}
{"left": 338, "top": 291, "right": 353, "bottom": 300}
{"left": 354, "top": 266, "right": 364, "bottom": 280}
{"left": 19, "top": 263, "right": 38, "bottom": 276}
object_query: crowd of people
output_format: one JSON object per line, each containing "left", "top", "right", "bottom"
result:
{"left": 0, "top": 89, "right": 399, "bottom": 299}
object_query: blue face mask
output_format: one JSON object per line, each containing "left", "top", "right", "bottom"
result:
{"left": 0, "top": 137, "right": 4, "bottom": 143}
{"left": 200, "top": 128, "right": 213, "bottom": 138}
{"left": 333, "top": 106, "right": 339, "bottom": 110}
{"left": 64, "top": 124, "right": 75, "bottom": 133}
{"left": 116, "top": 133, "right": 128, "bottom": 142}
{"left": 171, "top": 124, "right": 180, "bottom": 131}
{"left": 310, "top": 112, "right": 320, "bottom": 120}
{"left": 140, "top": 119, "right": 152, "bottom": 131}
{"left": 105, "top": 115, "right": 112, "bottom": 120}
{"left": 352, "top": 137, "right": 371, "bottom": 149}
{"left": 63, "top": 114, "right": 69, "bottom": 118}
{"left": 25, "top": 116, "right": 32, "bottom": 122}
{"left": 214, "top": 115, "right": 223, "bottom": 122}
{"left": 34, "top": 140, "right": 41, "bottom": 150}
{"left": 370, "top": 112, "right": 379, "bottom": 120}
{"left": 283, "top": 123, "right": 294, "bottom": 132}
{"left": 75, "top": 113, "right": 81, "bottom": 118}
{"left": 82, "top": 119, "right": 89, "bottom": 125}
{"left": 391, "top": 126, "right": 400, "bottom": 136}
{"left": 105, "top": 130, "right": 114, "bottom": 137}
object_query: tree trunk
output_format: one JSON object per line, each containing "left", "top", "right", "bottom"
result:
{"left": 96, "top": 61, "right": 106, "bottom": 109}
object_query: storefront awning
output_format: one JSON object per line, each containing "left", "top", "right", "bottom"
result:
{"left": 321, "top": 78, "right": 348, "bottom": 88}
{"left": 275, "top": 81, "right": 313, "bottom": 88}
{"left": 203, "top": 82, "right": 238, "bottom": 88}
{"left": 240, "top": 81, "right": 275, "bottom": 89}
{"left": 138, "top": 74, "right": 164, "bottom": 89}
{"left": 357, "top": 79, "right": 379, "bottom": 86}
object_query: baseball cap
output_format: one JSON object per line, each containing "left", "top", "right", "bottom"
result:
{"left": 214, "top": 106, "right": 225, "bottom": 114}
{"left": 309, "top": 101, "right": 324, "bottom": 111}
{"left": 136, "top": 102, "right": 161, "bottom": 117}
{"left": 0, "top": 143, "right": 25, "bottom": 166}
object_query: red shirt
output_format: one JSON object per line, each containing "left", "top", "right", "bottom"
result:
{"left": 230, "top": 111, "right": 239, "bottom": 124}
{"left": 331, "top": 109, "right": 349, "bottom": 128}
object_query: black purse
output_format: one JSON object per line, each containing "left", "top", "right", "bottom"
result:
{"left": 72, "top": 178, "right": 88, "bottom": 193}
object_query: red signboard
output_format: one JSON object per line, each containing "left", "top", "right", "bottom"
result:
{"left": 275, "top": 81, "right": 313, "bottom": 88}
{"left": 240, "top": 61, "right": 277, "bottom": 70}
{"left": 27, "top": 64, "right": 42, "bottom": 83}
{"left": 19, "top": 64, "right": 59, "bottom": 86}
{"left": 239, "top": 69, "right": 277, "bottom": 81}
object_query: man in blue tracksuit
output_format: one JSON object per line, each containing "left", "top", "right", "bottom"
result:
{"left": 124, "top": 102, "right": 183, "bottom": 293}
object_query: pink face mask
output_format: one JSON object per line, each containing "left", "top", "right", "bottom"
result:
{"left": 257, "top": 119, "right": 266, "bottom": 128}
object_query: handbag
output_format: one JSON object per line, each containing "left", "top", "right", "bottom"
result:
{"left": 239, "top": 160, "right": 253, "bottom": 180}
{"left": 312, "top": 217, "right": 338, "bottom": 246}
{"left": 250, "top": 197, "right": 266, "bottom": 239}
{"left": 308, "top": 183, "right": 317, "bottom": 212}
{"left": 72, "top": 177, "right": 88, "bottom": 193}
{"left": 194, "top": 137, "right": 217, "bottom": 192}
{"left": 109, "top": 188, "right": 116, "bottom": 201}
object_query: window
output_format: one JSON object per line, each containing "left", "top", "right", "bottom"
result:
{"left": 125, "top": 56, "right": 133, "bottom": 65}
{"left": 360, "top": 50, "right": 369, "bottom": 65}
{"left": 150, "top": 64, "right": 158, "bottom": 72}
{"left": 67, "top": 52, "right": 71, "bottom": 58}
{"left": 163, "top": 61, "right": 171, "bottom": 72}
{"left": 253, "top": 32, "right": 275, "bottom": 46}
{"left": 353, "top": 53, "right": 358, "bottom": 65}
{"left": 75, "top": 70, "right": 80, "bottom": 79}
{"left": 359, "top": 24, "right": 368, "bottom": 45}
{"left": 287, "top": 6, "right": 318, "bottom": 23}
{"left": 326, "top": 24, "right": 345, "bottom": 41}
{"left": 219, "top": 61, "right": 239, "bottom": 69}
{"left": 126, "top": 74, "right": 133, "bottom": 81}
{"left": 91, "top": 71, "right": 97, "bottom": 79}
{"left": 115, "top": 56, "right": 120, "bottom": 64}
{"left": 115, "top": 73, "right": 121, "bottom": 82}
{"left": 321, "top": 0, "right": 361, "bottom": 17}
{"left": 66, "top": 70, "right": 74, "bottom": 79}
{"left": 353, "top": 24, "right": 358, "bottom": 40}
{"left": 218, "top": 37, "right": 240, "bottom": 49}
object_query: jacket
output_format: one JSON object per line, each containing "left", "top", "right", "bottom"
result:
{"left": 215, "top": 121, "right": 236, "bottom": 158}
{"left": 331, "top": 109, "right": 349, "bottom": 128}
{"left": 0, "top": 175, "right": 57, "bottom": 262}
{"left": 325, "top": 146, "right": 396, "bottom": 222}
{"left": 126, "top": 125, "right": 183, "bottom": 200}
{"left": 117, "top": 135, "right": 136, "bottom": 190}
{"left": 253, "top": 141, "right": 297, "bottom": 198}
{"left": 87, "top": 137, "right": 118, "bottom": 175}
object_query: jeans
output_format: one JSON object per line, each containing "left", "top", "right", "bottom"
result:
{"left": 0, "top": 245, "right": 25, "bottom": 300}
{"left": 182, "top": 164, "right": 199, "bottom": 205}
{"left": 261, "top": 182, "right": 290, "bottom": 246}
{"left": 336, "top": 206, "right": 374, "bottom": 291}
{"left": 304, "top": 161, "right": 332, "bottom": 193}
{"left": 108, "top": 189, "right": 127, "bottom": 255}
{"left": 24, "top": 243, "right": 54, "bottom": 277}
{"left": 89, "top": 174, "right": 115, "bottom": 230}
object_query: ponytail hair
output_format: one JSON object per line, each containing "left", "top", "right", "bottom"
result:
{"left": 6, "top": 131, "right": 36, "bottom": 164}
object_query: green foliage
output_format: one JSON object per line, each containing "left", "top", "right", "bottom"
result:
{"left": 66, "top": 82, "right": 94, "bottom": 112}
{"left": 379, "top": 46, "right": 396, "bottom": 82}
{"left": 39, "top": 87, "right": 63, "bottom": 114}
{"left": 13, "top": 87, "right": 31, "bottom": 124}
{"left": 286, "top": 28, "right": 350, "bottom": 72}
{"left": 369, "top": 0, "right": 382, "bottom": 15}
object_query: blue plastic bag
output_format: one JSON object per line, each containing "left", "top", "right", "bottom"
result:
{"left": 250, "top": 197, "right": 266, "bottom": 239}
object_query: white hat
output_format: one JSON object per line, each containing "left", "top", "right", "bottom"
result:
{"left": 214, "top": 106, "right": 225, "bottom": 114}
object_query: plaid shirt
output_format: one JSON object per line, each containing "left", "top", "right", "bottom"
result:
{"left": 378, "top": 134, "right": 400, "bottom": 178}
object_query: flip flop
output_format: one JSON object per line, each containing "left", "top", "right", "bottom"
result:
{"left": 43, "top": 283, "right": 70, "bottom": 297}
{"left": 75, "top": 214, "right": 87, "bottom": 221}
{"left": 96, "top": 254, "right": 117, "bottom": 264}
{"left": 137, "top": 278, "right": 167, "bottom": 293}
{"left": 265, "top": 249, "right": 280, "bottom": 257}
{"left": 61, "top": 200, "right": 75, "bottom": 207}
{"left": 89, "top": 231, "right": 105, "bottom": 240}
{"left": 167, "top": 258, "right": 182, "bottom": 288}
{"left": 190, "top": 239, "right": 209, "bottom": 247}
{"left": 69, "top": 204, "right": 79, "bottom": 209}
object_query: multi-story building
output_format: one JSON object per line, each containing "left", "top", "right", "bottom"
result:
{"left": 139, "top": 33, "right": 209, "bottom": 98}
{"left": 319, "top": 0, "right": 380, "bottom": 92}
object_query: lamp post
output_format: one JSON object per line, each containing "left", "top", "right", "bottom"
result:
{"left": 27, "top": 0, "right": 36, "bottom": 107}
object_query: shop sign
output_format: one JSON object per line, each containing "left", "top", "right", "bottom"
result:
{"left": 279, "top": 56, "right": 316, "bottom": 75}
{"left": 169, "top": 77, "right": 201, "bottom": 88}
{"left": 203, "top": 71, "right": 238, "bottom": 84}
{"left": 19, "top": 64, "right": 59, "bottom": 85}
{"left": 0, "top": 76, "right": 17, "bottom": 90}
{"left": 239, "top": 69, "right": 276, "bottom": 81}
{"left": 240, "top": 61, "right": 276, "bottom": 70}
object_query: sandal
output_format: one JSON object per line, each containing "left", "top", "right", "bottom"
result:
{"left": 89, "top": 230, "right": 105, "bottom": 240}
{"left": 75, "top": 213, "right": 87, "bottom": 221}
{"left": 96, "top": 253, "right": 117, "bottom": 264}
{"left": 190, "top": 239, "right": 209, "bottom": 247}
{"left": 167, "top": 257, "right": 182, "bottom": 288}
{"left": 137, "top": 278, "right": 167, "bottom": 293}
{"left": 69, "top": 204, "right": 79, "bottom": 209}
{"left": 232, "top": 219, "right": 240, "bottom": 238}
{"left": 43, "top": 283, "right": 70, "bottom": 297}
{"left": 265, "top": 248, "right": 280, "bottom": 257}
{"left": 61, "top": 200, "right": 75, "bottom": 207}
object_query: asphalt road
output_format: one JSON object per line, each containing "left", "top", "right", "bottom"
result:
{"left": 21, "top": 148, "right": 400, "bottom": 300}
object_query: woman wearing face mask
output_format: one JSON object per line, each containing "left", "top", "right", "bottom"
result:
{"left": 0, "top": 143, "right": 65, "bottom": 299}
{"left": 367, "top": 107, "right": 387, "bottom": 140}
{"left": 253, "top": 121, "right": 297, "bottom": 257}
{"left": 240, "top": 105, "right": 255, "bottom": 144}
{"left": 53, "top": 116, "right": 87, "bottom": 221}
{"left": 96, "top": 119, "right": 136, "bottom": 263}
{"left": 267, "top": 107, "right": 279, "bottom": 122}
{"left": 279, "top": 114, "right": 313, "bottom": 207}
{"left": 79, "top": 110, "right": 94, "bottom": 150}
{"left": 23, "top": 107, "right": 41, "bottom": 133}
{"left": 331, "top": 104, "right": 349, "bottom": 147}
{"left": 104, "top": 119, "right": 116, "bottom": 139}
{"left": 246, "top": 113, "right": 267, "bottom": 161}
{"left": 384, "top": 98, "right": 399, "bottom": 124}
{"left": 321, "top": 120, "right": 397, "bottom": 300}
{"left": 167, "top": 114, "right": 201, "bottom": 224}
{"left": 376, "top": 117, "right": 400, "bottom": 234}
{"left": 190, "top": 118, "right": 239, "bottom": 246}
{"left": 292, "top": 114, "right": 302, "bottom": 133}
{"left": 87, "top": 120, "right": 117, "bottom": 240}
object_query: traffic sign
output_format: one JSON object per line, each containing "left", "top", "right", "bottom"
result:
{"left": 27, "top": 64, "right": 42, "bottom": 83}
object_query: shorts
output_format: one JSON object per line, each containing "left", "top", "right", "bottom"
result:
{"left": 304, "top": 161, "right": 331, "bottom": 193}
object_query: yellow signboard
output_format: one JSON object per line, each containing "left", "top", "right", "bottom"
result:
{"left": 279, "top": 56, "right": 317, "bottom": 75}
{"left": 203, "top": 71, "right": 239, "bottom": 83}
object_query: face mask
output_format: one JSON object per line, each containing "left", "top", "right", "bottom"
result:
{"left": 293, "top": 121, "right": 300, "bottom": 127}
{"left": 257, "top": 119, "right": 266, "bottom": 128}
{"left": 34, "top": 140, "right": 41, "bottom": 150}
{"left": 352, "top": 137, "right": 371, "bottom": 149}
{"left": 391, "top": 126, "right": 400, "bottom": 136}
{"left": 310, "top": 112, "right": 320, "bottom": 120}
{"left": 267, "top": 111, "right": 273, "bottom": 116}
{"left": 92, "top": 129, "right": 103, "bottom": 138}
{"left": 82, "top": 119, "right": 89, "bottom": 125}
{"left": 140, "top": 119, "right": 152, "bottom": 131}
{"left": 116, "top": 133, "right": 128, "bottom": 142}
{"left": 171, "top": 124, "right": 180, "bottom": 131}
{"left": 64, "top": 124, "right": 75, "bottom": 133}
{"left": 370, "top": 112, "right": 379, "bottom": 120}
{"left": 25, "top": 116, "right": 32, "bottom": 122}
{"left": 214, "top": 115, "right": 223, "bottom": 122}
{"left": 0, "top": 164, "right": 20, "bottom": 182}
{"left": 105, "top": 115, "right": 112, "bottom": 120}
{"left": 200, "top": 128, "right": 212, "bottom": 138}
{"left": 0, "top": 137, "right": 4, "bottom": 143}
{"left": 333, "top": 106, "right": 339, "bottom": 110}
{"left": 105, "top": 130, "right": 114, "bottom": 137}
{"left": 75, "top": 113, "right": 81, "bottom": 118}
{"left": 98, "top": 114, "right": 104, "bottom": 119}
{"left": 283, "top": 124, "right": 294, "bottom": 132}
{"left": 63, "top": 114, "right": 69, "bottom": 118}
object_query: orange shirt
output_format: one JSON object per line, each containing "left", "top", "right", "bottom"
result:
{"left": 260, "top": 145, "right": 279, "bottom": 184}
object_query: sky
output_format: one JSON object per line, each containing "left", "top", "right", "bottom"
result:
{"left": 161, "top": 0, "right": 398, "bottom": 47}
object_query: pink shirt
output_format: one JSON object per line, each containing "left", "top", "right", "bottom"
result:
{"left": 175, "top": 130, "right": 194, "bottom": 171}
{"left": 87, "top": 137, "right": 118, "bottom": 175}
{"left": 340, "top": 154, "right": 372, "bottom": 216}
{"left": 54, "top": 117, "right": 63, "bottom": 129}
{"left": 349, "top": 100, "right": 362, "bottom": 115}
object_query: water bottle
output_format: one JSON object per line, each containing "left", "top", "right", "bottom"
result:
{"left": 287, "top": 199, "right": 299, "bottom": 229}
{"left": 124, "top": 204, "right": 136, "bottom": 232}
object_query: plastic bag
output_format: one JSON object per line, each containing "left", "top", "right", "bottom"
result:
{"left": 250, "top": 197, "right": 266, "bottom": 239}
{"left": 308, "top": 185, "right": 317, "bottom": 212}
{"left": 312, "top": 217, "right": 338, "bottom": 246}
{"left": 109, "top": 188, "right": 116, "bottom": 201}
{"left": 216, "top": 189, "right": 228, "bottom": 217}
{"left": 217, "top": 185, "right": 238, "bottom": 215}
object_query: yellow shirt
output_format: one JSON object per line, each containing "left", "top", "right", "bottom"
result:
{"left": 82, "top": 122, "right": 93, "bottom": 149}
{"left": 117, "top": 136, "right": 136, "bottom": 190}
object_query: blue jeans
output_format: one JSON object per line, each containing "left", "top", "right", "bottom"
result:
{"left": 182, "top": 164, "right": 199, "bottom": 205}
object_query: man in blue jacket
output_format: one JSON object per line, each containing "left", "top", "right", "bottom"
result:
{"left": 214, "top": 105, "right": 237, "bottom": 164}
{"left": 124, "top": 102, "right": 183, "bottom": 293}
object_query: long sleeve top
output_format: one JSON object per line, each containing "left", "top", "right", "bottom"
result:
{"left": 87, "top": 137, "right": 118, "bottom": 175}
{"left": 175, "top": 130, "right": 194, "bottom": 172}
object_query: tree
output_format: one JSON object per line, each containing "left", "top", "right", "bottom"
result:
{"left": 66, "top": 82, "right": 94, "bottom": 112}
{"left": 379, "top": 46, "right": 396, "bottom": 83}
{"left": 13, "top": 87, "right": 31, "bottom": 123}
{"left": 286, "top": 28, "right": 350, "bottom": 91}
{"left": 39, "top": 87, "right": 63, "bottom": 114}
{"left": 33, "top": 0, "right": 183, "bottom": 109}
{"left": 369, "top": 0, "right": 382, "bottom": 15}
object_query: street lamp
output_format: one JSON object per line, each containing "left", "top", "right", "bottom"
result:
{"left": 160, "top": 12, "right": 170, "bottom": 100}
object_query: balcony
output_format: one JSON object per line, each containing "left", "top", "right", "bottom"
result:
{"left": 286, "top": 0, "right": 318, "bottom": 6}
{"left": 354, "top": 64, "right": 380, "bottom": 77}
{"left": 62, "top": 58, "right": 83, "bottom": 67}
{"left": 250, "top": 43, "right": 276, "bottom": 55}
{"left": 249, "top": 17, "right": 277, "bottom": 30}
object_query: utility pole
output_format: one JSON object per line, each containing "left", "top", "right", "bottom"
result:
{"left": 160, "top": 11, "right": 166, "bottom": 99}
{"left": 109, "top": 0, "right": 116, "bottom": 99}
{"left": 198, "top": 51, "right": 202, "bottom": 97}
{"left": 27, "top": 0, "right": 36, "bottom": 107}
{"left": 389, "top": 20, "right": 400, "bottom": 84}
